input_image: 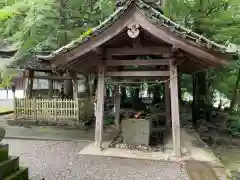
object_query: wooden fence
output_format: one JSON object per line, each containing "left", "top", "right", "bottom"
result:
{"left": 14, "top": 98, "right": 93, "bottom": 124}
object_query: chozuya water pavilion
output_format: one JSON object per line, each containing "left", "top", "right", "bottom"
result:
{"left": 37, "top": 0, "right": 235, "bottom": 156}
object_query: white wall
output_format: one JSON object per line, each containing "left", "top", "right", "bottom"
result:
{"left": 0, "top": 89, "right": 24, "bottom": 99}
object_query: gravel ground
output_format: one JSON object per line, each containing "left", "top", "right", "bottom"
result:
{"left": 2, "top": 139, "right": 190, "bottom": 180}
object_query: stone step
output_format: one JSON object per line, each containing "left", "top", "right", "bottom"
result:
{"left": 0, "top": 144, "right": 9, "bottom": 162}
{"left": 0, "top": 156, "right": 19, "bottom": 179}
{"left": 3, "top": 167, "right": 28, "bottom": 180}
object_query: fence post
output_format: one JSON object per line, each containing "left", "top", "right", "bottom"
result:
{"left": 76, "top": 98, "right": 80, "bottom": 125}
{"left": 54, "top": 99, "right": 57, "bottom": 122}
{"left": 13, "top": 97, "right": 17, "bottom": 120}
{"left": 33, "top": 98, "right": 37, "bottom": 124}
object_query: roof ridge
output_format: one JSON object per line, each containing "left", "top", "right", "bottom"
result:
{"left": 37, "top": 0, "right": 238, "bottom": 62}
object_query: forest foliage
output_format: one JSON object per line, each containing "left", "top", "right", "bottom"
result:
{"left": 0, "top": 0, "right": 240, "bottom": 112}
{"left": 0, "top": 0, "right": 115, "bottom": 67}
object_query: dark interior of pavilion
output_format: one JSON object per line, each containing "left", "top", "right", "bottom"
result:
{"left": 103, "top": 76, "right": 172, "bottom": 152}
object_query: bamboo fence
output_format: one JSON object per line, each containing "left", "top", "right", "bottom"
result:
{"left": 14, "top": 98, "right": 91, "bottom": 124}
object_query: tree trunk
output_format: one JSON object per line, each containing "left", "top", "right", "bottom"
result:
{"left": 196, "top": 71, "right": 206, "bottom": 104}
{"left": 230, "top": 69, "right": 240, "bottom": 110}
{"left": 26, "top": 70, "right": 34, "bottom": 98}
{"left": 58, "top": 0, "right": 68, "bottom": 47}
{"left": 192, "top": 74, "right": 199, "bottom": 129}
{"left": 205, "top": 71, "right": 213, "bottom": 105}
{"left": 195, "top": 71, "right": 208, "bottom": 122}
{"left": 120, "top": 86, "right": 127, "bottom": 106}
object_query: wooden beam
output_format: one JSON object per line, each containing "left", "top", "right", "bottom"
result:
{"left": 72, "top": 72, "right": 78, "bottom": 100}
{"left": 106, "top": 46, "right": 171, "bottom": 56}
{"left": 110, "top": 80, "right": 163, "bottom": 84}
{"left": 25, "top": 68, "right": 53, "bottom": 72}
{"left": 110, "top": 76, "right": 168, "bottom": 81}
{"left": 106, "top": 71, "right": 170, "bottom": 77}
{"left": 106, "top": 59, "right": 169, "bottom": 66}
{"left": 169, "top": 58, "right": 181, "bottom": 157}
{"left": 95, "top": 65, "right": 106, "bottom": 149}
{"left": 107, "top": 67, "right": 170, "bottom": 72}
{"left": 114, "top": 85, "right": 120, "bottom": 128}
{"left": 164, "top": 81, "right": 171, "bottom": 130}
{"left": 33, "top": 76, "right": 82, "bottom": 80}
{"left": 48, "top": 72, "right": 54, "bottom": 99}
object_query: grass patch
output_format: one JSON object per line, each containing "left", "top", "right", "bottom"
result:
{"left": 0, "top": 107, "right": 13, "bottom": 113}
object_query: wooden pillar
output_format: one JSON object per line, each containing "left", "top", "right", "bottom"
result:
{"left": 169, "top": 58, "right": 181, "bottom": 157}
{"left": 26, "top": 70, "right": 34, "bottom": 98}
{"left": 48, "top": 72, "right": 54, "bottom": 99}
{"left": 95, "top": 65, "right": 105, "bottom": 149}
{"left": 178, "top": 74, "right": 182, "bottom": 103}
{"left": 72, "top": 72, "right": 78, "bottom": 100}
{"left": 164, "top": 81, "right": 171, "bottom": 130}
{"left": 12, "top": 84, "right": 17, "bottom": 120}
{"left": 114, "top": 85, "right": 120, "bottom": 128}
{"left": 64, "top": 71, "right": 73, "bottom": 98}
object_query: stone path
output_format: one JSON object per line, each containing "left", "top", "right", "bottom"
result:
{"left": 0, "top": 115, "right": 223, "bottom": 180}
{"left": 3, "top": 139, "right": 190, "bottom": 180}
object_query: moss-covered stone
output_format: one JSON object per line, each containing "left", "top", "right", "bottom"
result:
{"left": 3, "top": 167, "right": 28, "bottom": 180}
{"left": 0, "top": 143, "right": 42, "bottom": 180}
{"left": 0, "top": 156, "right": 19, "bottom": 179}
{"left": 0, "top": 144, "right": 9, "bottom": 162}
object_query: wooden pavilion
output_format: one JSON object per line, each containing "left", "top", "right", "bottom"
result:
{"left": 38, "top": 0, "right": 234, "bottom": 156}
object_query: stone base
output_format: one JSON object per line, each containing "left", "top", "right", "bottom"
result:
{"left": 0, "top": 128, "right": 6, "bottom": 142}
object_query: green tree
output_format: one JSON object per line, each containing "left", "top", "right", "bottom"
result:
{"left": 165, "top": 0, "right": 240, "bottom": 110}
{"left": 0, "top": 0, "right": 115, "bottom": 87}
{"left": 0, "top": 0, "right": 115, "bottom": 68}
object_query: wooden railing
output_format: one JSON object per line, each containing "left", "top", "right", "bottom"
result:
{"left": 14, "top": 98, "right": 94, "bottom": 124}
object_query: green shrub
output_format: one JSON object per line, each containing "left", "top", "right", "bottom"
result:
{"left": 228, "top": 113, "right": 240, "bottom": 136}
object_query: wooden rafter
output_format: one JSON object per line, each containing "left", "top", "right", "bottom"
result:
{"left": 110, "top": 76, "right": 169, "bottom": 80}
{"left": 106, "top": 46, "right": 171, "bottom": 56}
{"left": 106, "top": 71, "right": 170, "bottom": 77}
{"left": 106, "top": 59, "right": 170, "bottom": 66}
{"left": 33, "top": 76, "right": 83, "bottom": 80}
{"left": 108, "top": 80, "right": 164, "bottom": 84}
